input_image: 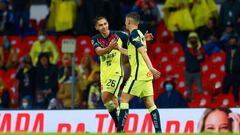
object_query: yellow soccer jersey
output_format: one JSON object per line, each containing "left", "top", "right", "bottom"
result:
{"left": 91, "top": 31, "right": 128, "bottom": 81}
{"left": 128, "top": 29, "right": 153, "bottom": 80}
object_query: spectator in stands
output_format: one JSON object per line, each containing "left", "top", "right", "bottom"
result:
{"left": 219, "top": 0, "right": 240, "bottom": 28}
{"left": 57, "top": 53, "right": 81, "bottom": 109}
{"left": 132, "top": 0, "right": 161, "bottom": 39}
{"left": 78, "top": 54, "right": 94, "bottom": 92}
{"left": 47, "top": 0, "right": 77, "bottom": 35}
{"left": 19, "top": 95, "right": 32, "bottom": 110}
{"left": 15, "top": 55, "right": 36, "bottom": 104}
{"left": 0, "top": 79, "right": 10, "bottom": 109}
{"left": 198, "top": 107, "right": 240, "bottom": 133}
{"left": 34, "top": 90, "right": 48, "bottom": 109}
{"left": 30, "top": 29, "right": 59, "bottom": 66}
{"left": 0, "top": 0, "right": 8, "bottom": 33}
{"left": 0, "top": 35, "right": 18, "bottom": 69}
{"left": 87, "top": 70, "right": 104, "bottom": 109}
{"left": 35, "top": 52, "right": 58, "bottom": 109}
{"left": 155, "top": 78, "right": 188, "bottom": 108}
{"left": 181, "top": 32, "right": 205, "bottom": 101}
{"left": 198, "top": 17, "right": 222, "bottom": 56}
{"left": 9, "top": 0, "right": 31, "bottom": 31}
{"left": 220, "top": 22, "right": 239, "bottom": 45}
{"left": 190, "top": 0, "right": 218, "bottom": 30}
{"left": 81, "top": 65, "right": 100, "bottom": 109}
{"left": 217, "top": 35, "right": 240, "bottom": 103}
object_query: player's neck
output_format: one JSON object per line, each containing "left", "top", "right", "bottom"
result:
{"left": 101, "top": 30, "right": 110, "bottom": 38}
{"left": 129, "top": 26, "right": 138, "bottom": 33}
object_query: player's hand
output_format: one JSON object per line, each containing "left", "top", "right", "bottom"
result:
{"left": 150, "top": 67, "right": 161, "bottom": 79}
{"left": 109, "top": 38, "right": 118, "bottom": 50}
{"left": 229, "top": 112, "right": 240, "bottom": 133}
{"left": 144, "top": 30, "right": 154, "bottom": 41}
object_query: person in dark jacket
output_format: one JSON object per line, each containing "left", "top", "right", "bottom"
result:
{"left": 15, "top": 55, "right": 36, "bottom": 104}
{"left": 35, "top": 52, "right": 58, "bottom": 108}
{"left": 218, "top": 35, "right": 240, "bottom": 103}
{"left": 0, "top": 80, "right": 10, "bottom": 109}
{"left": 155, "top": 78, "right": 188, "bottom": 108}
{"left": 181, "top": 32, "right": 205, "bottom": 101}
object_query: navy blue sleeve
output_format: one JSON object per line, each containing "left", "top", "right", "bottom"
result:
{"left": 91, "top": 35, "right": 101, "bottom": 49}
{"left": 116, "top": 31, "right": 128, "bottom": 49}
{"left": 129, "top": 31, "right": 143, "bottom": 49}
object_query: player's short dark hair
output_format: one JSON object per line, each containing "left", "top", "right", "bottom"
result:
{"left": 126, "top": 12, "right": 140, "bottom": 23}
{"left": 93, "top": 16, "right": 107, "bottom": 26}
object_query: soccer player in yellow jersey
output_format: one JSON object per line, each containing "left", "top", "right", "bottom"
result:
{"left": 116, "top": 12, "right": 162, "bottom": 133}
{"left": 91, "top": 17, "right": 128, "bottom": 127}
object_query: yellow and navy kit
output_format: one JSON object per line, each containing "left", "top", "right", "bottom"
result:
{"left": 128, "top": 29, "right": 153, "bottom": 80}
{"left": 91, "top": 31, "right": 128, "bottom": 81}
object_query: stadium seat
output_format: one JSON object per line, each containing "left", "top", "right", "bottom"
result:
{"left": 38, "top": 19, "right": 46, "bottom": 30}
{"left": 8, "top": 36, "right": 21, "bottom": 46}
{"left": 168, "top": 43, "right": 184, "bottom": 57}
{"left": 30, "top": 19, "right": 38, "bottom": 31}
{"left": 76, "top": 36, "right": 95, "bottom": 56}
{"left": 188, "top": 94, "right": 212, "bottom": 108}
{"left": 23, "top": 36, "right": 38, "bottom": 53}
{"left": 213, "top": 94, "right": 236, "bottom": 107}
{"left": 0, "top": 36, "right": 3, "bottom": 44}
{"left": 3, "top": 69, "right": 17, "bottom": 89}
{"left": 155, "top": 20, "right": 174, "bottom": 43}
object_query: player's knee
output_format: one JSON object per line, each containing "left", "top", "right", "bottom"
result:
{"left": 101, "top": 92, "right": 112, "bottom": 103}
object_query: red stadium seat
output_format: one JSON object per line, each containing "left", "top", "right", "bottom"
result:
{"left": 8, "top": 36, "right": 21, "bottom": 47}
{"left": 30, "top": 19, "right": 38, "bottom": 31}
{"left": 76, "top": 36, "right": 95, "bottom": 57}
{"left": 0, "top": 36, "right": 3, "bottom": 45}
{"left": 213, "top": 94, "right": 236, "bottom": 107}
{"left": 47, "top": 36, "right": 57, "bottom": 44}
{"left": 155, "top": 20, "right": 174, "bottom": 43}
{"left": 3, "top": 69, "right": 17, "bottom": 89}
{"left": 188, "top": 94, "right": 212, "bottom": 108}
{"left": 22, "top": 36, "right": 38, "bottom": 53}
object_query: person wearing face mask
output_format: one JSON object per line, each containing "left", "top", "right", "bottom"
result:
{"left": 0, "top": 35, "right": 18, "bottom": 69}
{"left": 19, "top": 95, "right": 32, "bottom": 110}
{"left": 30, "top": 29, "right": 59, "bottom": 66}
{"left": 155, "top": 78, "right": 188, "bottom": 108}
{"left": 180, "top": 32, "right": 205, "bottom": 102}
{"left": 217, "top": 35, "right": 240, "bottom": 104}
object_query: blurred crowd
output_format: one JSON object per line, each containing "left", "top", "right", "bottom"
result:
{"left": 0, "top": 0, "right": 240, "bottom": 110}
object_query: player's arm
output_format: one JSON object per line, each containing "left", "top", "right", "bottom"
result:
{"left": 93, "top": 39, "right": 117, "bottom": 56}
{"left": 130, "top": 33, "right": 160, "bottom": 79}
{"left": 117, "top": 46, "right": 128, "bottom": 55}
{"left": 138, "top": 47, "right": 160, "bottom": 79}
{"left": 116, "top": 31, "right": 129, "bottom": 55}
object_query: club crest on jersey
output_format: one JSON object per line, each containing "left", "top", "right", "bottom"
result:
{"left": 133, "top": 36, "right": 141, "bottom": 42}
